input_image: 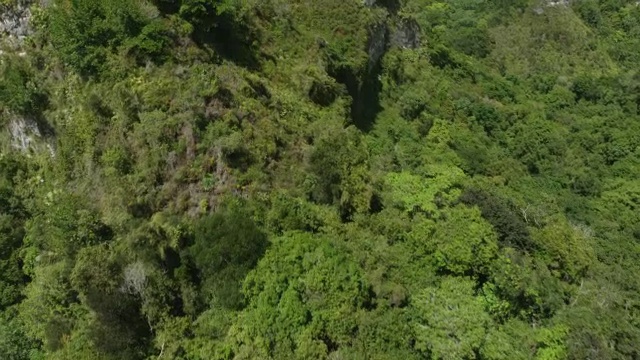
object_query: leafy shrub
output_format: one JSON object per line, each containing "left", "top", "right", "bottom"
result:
{"left": 308, "top": 126, "right": 372, "bottom": 216}
{"left": 571, "top": 75, "right": 603, "bottom": 103}
{"left": 448, "top": 22, "right": 492, "bottom": 58}
{"left": 574, "top": 0, "right": 602, "bottom": 28}
{"left": 470, "top": 102, "right": 504, "bottom": 135}
{"left": 49, "top": 0, "right": 172, "bottom": 76}
{"left": 125, "top": 19, "right": 174, "bottom": 64}
{"left": 0, "top": 57, "right": 45, "bottom": 114}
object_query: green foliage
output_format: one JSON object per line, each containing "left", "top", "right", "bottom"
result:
{"left": 178, "top": 0, "right": 238, "bottom": 28}
{"left": 532, "top": 218, "right": 595, "bottom": 283}
{"left": 428, "top": 205, "right": 499, "bottom": 276}
{"left": 0, "top": 156, "right": 28, "bottom": 309}
{"left": 308, "top": 125, "right": 372, "bottom": 216}
{"left": 49, "top": 0, "right": 172, "bottom": 77}
{"left": 383, "top": 165, "right": 465, "bottom": 215}
{"left": 125, "top": 18, "right": 174, "bottom": 64}
{"left": 19, "top": 260, "right": 77, "bottom": 352}
{"left": 25, "top": 191, "right": 112, "bottom": 259}
{"left": 412, "top": 277, "right": 491, "bottom": 359}
{"left": 0, "top": 56, "right": 46, "bottom": 114}
{"left": 535, "top": 324, "right": 569, "bottom": 360}
{"left": 228, "top": 231, "right": 372, "bottom": 359}
{"left": 191, "top": 201, "right": 268, "bottom": 309}
{"left": 71, "top": 245, "right": 152, "bottom": 358}
{"left": 0, "top": 310, "right": 41, "bottom": 360}
{"left": 1, "top": 0, "right": 640, "bottom": 358}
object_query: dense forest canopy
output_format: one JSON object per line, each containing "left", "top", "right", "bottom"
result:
{"left": 1, "top": 0, "right": 640, "bottom": 358}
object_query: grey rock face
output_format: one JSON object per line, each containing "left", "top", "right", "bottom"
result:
{"left": 7, "top": 115, "right": 55, "bottom": 156}
{"left": 534, "top": 0, "right": 571, "bottom": 15}
{"left": 0, "top": 1, "right": 33, "bottom": 41}
{"left": 547, "top": 0, "right": 570, "bottom": 6}
{"left": 9, "top": 116, "right": 39, "bottom": 151}
{"left": 367, "top": 23, "right": 388, "bottom": 70}
{"left": 391, "top": 18, "right": 420, "bottom": 49}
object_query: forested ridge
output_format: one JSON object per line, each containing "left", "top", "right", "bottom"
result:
{"left": 1, "top": 0, "right": 640, "bottom": 358}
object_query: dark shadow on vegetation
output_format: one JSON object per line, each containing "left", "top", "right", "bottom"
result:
{"left": 94, "top": 222, "right": 115, "bottom": 244}
{"left": 428, "top": 45, "right": 462, "bottom": 70}
{"left": 128, "top": 201, "right": 154, "bottom": 219}
{"left": 191, "top": 203, "right": 269, "bottom": 310}
{"left": 152, "top": 0, "right": 264, "bottom": 69}
{"left": 369, "top": 193, "right": 383, "bottom": 214}
{"left": 192, "top": 14, "right": 262, "bottom": 71}
{"left": 87, "top": 292, "right": 152, "bottom": 358}
{"left": 87, "top": 93, "right": 114, "bottom": 119}
{"left": 399, "top": 97, "right": 428, "bottom": 122}
{"left": 162, "top": 247, "right": 182, "bottom": 273}
{"left": 168, "top": 290, "right": 186, "bottom": 317}
{"left": 327, "top": 29, "right": 386, "bottom": 132}
{"left": 339, "top": 203, "right": 356, "bottom": 223}
{"left": 151, "top": 0, "right": 181, "bottom": 15}
{"left": 320, "top": 332, "right": 339, "bottom": 353}
{"left": 244, "top": 77, "right": 272, "bottom": 103}
{"left": 460, "top": 187, "right": 535, "bottom": 252}
{"left": 368, "top": 0, "right": 401, "bottom": 14}
{"left": 353, "top": 64, "right": 384, "bottom": 132}
{"left": 224, "top": 147, "right": 253, "bottom": 172}
{"left": 33, "top": 113, "right": 56, "bottom": 139}
{"left": 309, "top": 79, "right": 340, "bottom": 107}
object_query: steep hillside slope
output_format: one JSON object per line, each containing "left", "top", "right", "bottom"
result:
{"left": 1, "top": 0, "right": 640, "bottom": 359}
